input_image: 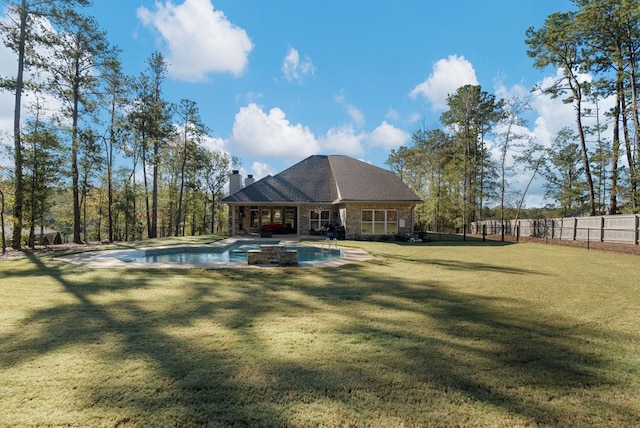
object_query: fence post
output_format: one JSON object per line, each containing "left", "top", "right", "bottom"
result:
{"left": 573, "top": 218, "right": 578, "bottom": 241}
{"left": 516, "top": 223, "right": 520, "bottom": 242}
{"left": 545, "top": 219, "right": 549, "bottom": 244}
{"left": 600, "top": 217, "right": 605, "bottom": 242}
{"left": 636, "top": 215, "right": 639, "bottom": 246}
{"left": 482, "top": 224, "right": 486, "bottom": 242}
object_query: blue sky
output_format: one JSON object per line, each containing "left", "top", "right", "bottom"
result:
{"left": 1, "top": 0, "right": 580, "bottom": 207}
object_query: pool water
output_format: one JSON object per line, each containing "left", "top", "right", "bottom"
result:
{"left": 120, "top": 241, "right": 341, "bottom": 264}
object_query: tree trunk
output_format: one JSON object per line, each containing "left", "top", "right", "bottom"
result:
{"left": 72, "top": 80, "right": 82, "bottom": 244}
{"left": 11, "top": 1, "right": 28, "bottom": 249}
{"left": 574, "top": 87, "right": 596, "bottom": 216}
{"left": 609, "top": 92, "right": 622, "bottom": 215}
{"left": 151, "top": 143, "right": 159, "bottom": 238}
{"left": 621, "top": 91, "right": 637, "bottom": 211}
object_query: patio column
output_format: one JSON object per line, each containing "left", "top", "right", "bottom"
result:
{"left": 231, "top": 207, "right": 236, "bottom": 236}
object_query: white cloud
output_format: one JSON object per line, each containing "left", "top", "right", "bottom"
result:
{"left": 409, "top": 54, "right": 479, "bottom": 110}
{"left": 385, "top": 108, "right": 399, "bottom": 121}
{"left": 530, "top": 71, "right": 582, "bottom": 148}
{"left": 251, "top": 161, "right": 275, "bottom": 179}
{"left": 407, "top": 112, "right": 422, "bottom": 124}
{"left": 229, "top": 103, "right": 319, "bottom": 159}
{"left": 229, "top": 103, "right": 406, "bottom": 161}
{"left": 282, "top": 46, "right": 316, "bottom": 83}
{"left": 346, "top": 105, "right": 365, "bottom": 127}
{"left": 137, "top": 0, "right": 253, "bottom": 81}
{"left": 319, "top": 125, "right": 366, "bottom": 156}
{"left": 202, "top": 135, "right": 226, "bottom": 152}
{"left": 369, "top": 121, "right": 410, "bottom": 150}
{"left": 334, "top": 91, "right": 365, "bottom": 127}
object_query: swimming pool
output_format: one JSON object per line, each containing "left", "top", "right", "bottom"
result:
{"left": 117, "top": 241, "right": 341, "bottom": 264}
{"left": 59, "top": 238, "right": 374, "bottom": 269}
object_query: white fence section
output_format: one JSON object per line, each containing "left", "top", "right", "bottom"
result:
{"left": 471, "top": 214, "right": 640, "bottom": 245}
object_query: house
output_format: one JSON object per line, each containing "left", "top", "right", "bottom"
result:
{"left": 2, "top": 223, "right": 61, "bottom": 247}
{"left": 222, "top": 155, "right": 421, "bottom": 240}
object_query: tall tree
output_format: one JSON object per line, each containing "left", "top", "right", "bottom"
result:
{"left": 526, "top": 11, "right": 597, "bottom": 215}
{"left": 387, "top": 126, "right": 465, "bottom": 233}
{"left": 0, "top": 0, "right": 90, "bottom": 248}
{"left": 173, "top": 99, "right": 209, "bottom": 236}
{"left": 128, "top": 52, "right": 173, "bottom": 239}
{"left": 77, "top": 128, "right": 104, "bottom": 243}
{"left": 99, "top": 57, "right": 130, "bottom": 243}
{"left": 441, "top": 84, "right": 502, "bottom": 228}
{"left": 22, "top": 95, "right": 63, "bottom": 248}
{"left": 575, "top": 0, "right": 640, "bottom": 213}
{"left": 48, "top": 9, "right": 115, "bottom": 243}
{"left": 147, "top": 52, "right": 172, "bottom": 239}
{"left": 496, "top": 95, "right": 531, "bottom": 240}
{"left": 202, "top": 149, "right": 233, "bottom": 234}
{"left": 542, "top": 127, "right": 589, "bottom": 216}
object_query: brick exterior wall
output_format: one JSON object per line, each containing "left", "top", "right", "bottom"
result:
{"left": 247, "top": 245, "right": 298, "bottom": 266}
{"left": 227, "top": 203, "right": 415, "bottom": 239}
{"left": 340, "top": 202, "right": 414, "bottom": 239}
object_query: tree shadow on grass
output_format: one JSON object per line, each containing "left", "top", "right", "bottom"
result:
{"left": 1, "top": 252, "right": 638, "bottom": 426}
{"left": 298, "top": 266, "right": 638, "bottom": 425}
{"left": 0, "top": 255, "right": 287, "bottom": 426}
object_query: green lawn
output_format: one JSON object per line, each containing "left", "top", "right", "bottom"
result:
{"left": 1, "top": 238, "right": 639, "bottom": 427}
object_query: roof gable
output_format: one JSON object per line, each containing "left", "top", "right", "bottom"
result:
{"left": 327, "top": 155, "right": 420, "bottom": 202}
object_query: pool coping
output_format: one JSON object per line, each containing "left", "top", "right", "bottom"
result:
{"left": 57, "top": 237, "right": 374, "bottom": 269}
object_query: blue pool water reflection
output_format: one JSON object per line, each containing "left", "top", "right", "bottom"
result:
{"left": 119, "top": 241, "right": 341, "bottom": 264}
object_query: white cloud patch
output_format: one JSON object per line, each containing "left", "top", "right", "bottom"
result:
{"left": 369, "top": 121, "right": 410, "bottom": 150}
{"left": 230, "top": 103, "right": 319, "bottom": 159}
{"left": 229, "top": 104, "right": 408, "bottom": 160}
{"left": 251, "top": 161, "right": 275, "bottom": 179}
{"left": 282, "top": 46, "right": 316, "bottom": 83}
{"left": 385, "top": 108, "right": 399, "bottom": 121}
{"left": 529, "top": 69, "right": 607, "bottom": 149}
{"left": 202, "top": 135, "right": 226, "bottom": 153}
{"left": 137, "top": 0, "right": 253, "bottom": 81}
{"left": 334, "top": 91, "right": 365, "bottom": 127}
{"left": 319, "top": 125, "right": 366, "bottom": 156}
{"left": 409, "top": 54, "right": 479, "bottom": 110}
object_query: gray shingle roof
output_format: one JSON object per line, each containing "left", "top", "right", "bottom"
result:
{"left": 222, "top": 155, "right": 421, "bottom": 204}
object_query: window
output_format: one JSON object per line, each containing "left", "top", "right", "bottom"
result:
{"left": 261, "top": 207, "right": 271, "bottom": 225}
{"left": 250, "top": 207, "right": 259, "bottom": 228}
{"left": 361, "top": 209, "right": 398, "bottom": 235}
{"left": 273, "top": 207, "right": 283, "bottom": 224}
{"left": 310, "top": 210, "right": 330, "bottom": 231}
{"left": 284, "top": 207, "right": 296, "bottom": 227}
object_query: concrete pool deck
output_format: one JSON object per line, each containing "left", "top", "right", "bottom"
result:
{"left": 58, "top": 236, "right": 374, "bottom": 269}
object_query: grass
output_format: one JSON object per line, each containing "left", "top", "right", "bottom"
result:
{"left": 1, "top": 238, "right": 639, "bottom": 427}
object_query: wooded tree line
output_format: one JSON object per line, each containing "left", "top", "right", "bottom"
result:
{"left": 386, "top": 0, "right": 640, "bottom": 233}
{"left": 0, "top": 0, "right": 236, "bottom": 249}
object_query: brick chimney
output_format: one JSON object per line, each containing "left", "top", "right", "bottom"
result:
{"left": 229, "top": 170, "right": 242, "bottom": 195}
